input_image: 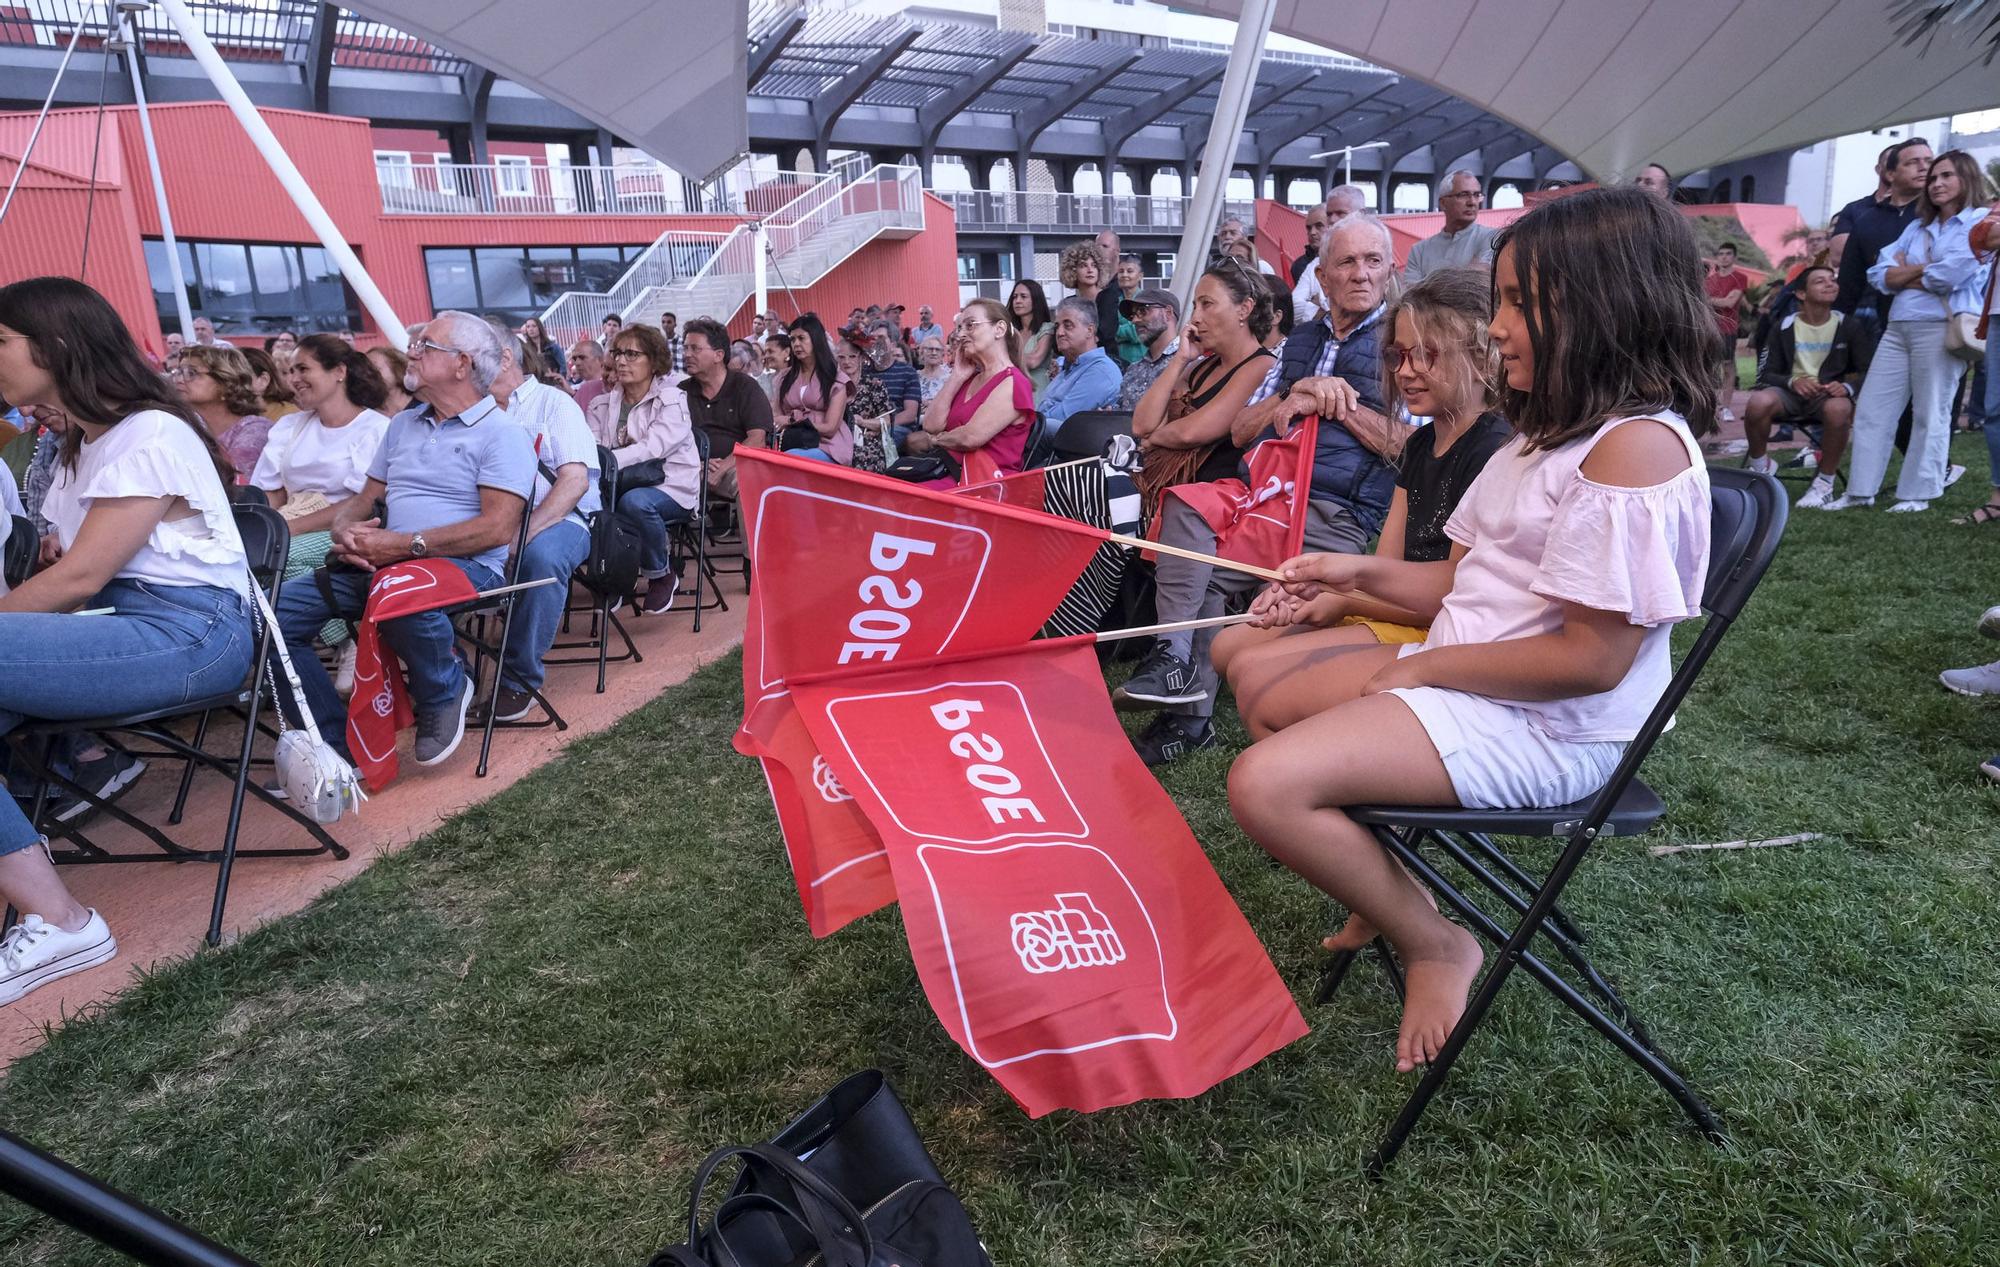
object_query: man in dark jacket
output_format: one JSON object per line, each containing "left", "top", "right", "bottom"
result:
{"left": 1743, "top": 264, "right": 1868, "bottom": 509}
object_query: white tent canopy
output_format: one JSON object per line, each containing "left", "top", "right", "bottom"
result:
{"left": 342, "top": 0, "right": 749, "bottom": 179}
{"left": 1172, "top": 0, "right": 1999, "bottom": 182}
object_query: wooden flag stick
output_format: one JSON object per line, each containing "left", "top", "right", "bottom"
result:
{"left": 1647, "top": 832, "right": 1825, "bottom": 858}
{"left": 1106, "top": 532, "right": 1288, "bottom": 583}
{"left": 1095, "top": 612, "right": 1258, "bottom": 643}
{"left": 1035, "top": 455, "right": 1100, "bottom": 473}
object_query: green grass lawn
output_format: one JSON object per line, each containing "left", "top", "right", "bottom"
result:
{"left": 3, "top": 440, "right": 1998, "bottom": 1265}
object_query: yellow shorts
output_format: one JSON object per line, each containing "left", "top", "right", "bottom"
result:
{"left": 1339, "top": 616, "right": 1428, "bottom": 645}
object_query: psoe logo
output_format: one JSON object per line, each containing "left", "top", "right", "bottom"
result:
{"left": 810, "top": 754, "right": 853, "bottom": 804}
{"left": 370, "top": 688, "right": 396, "bottom": 718}
{"left": 1010, "top": 893, "right": 1124, "bottom": 974}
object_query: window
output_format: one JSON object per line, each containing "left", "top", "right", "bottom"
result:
{"left": 143, "top": 238, "right": 360, "bottom": 335}
{"left": 421, "top": 244, "right": 653, "bottom": 323}
{"left": 495, "top": 156, "right": 534, "bottom": 197}
{"left": 374, "top": 150, "right": 415, "bottom": 188}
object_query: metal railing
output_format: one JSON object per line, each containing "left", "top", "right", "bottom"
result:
{"left": 937, "top": 191, "right": 1257, "bottom": 235}
{"left": 538, "top": 229, "right": 735, "bottom": 342}
{"left": 0, "top": 0, "right": 321, "bottom": 57}
{"left": 375, "top": 158, "right": 827, "bottom": 218}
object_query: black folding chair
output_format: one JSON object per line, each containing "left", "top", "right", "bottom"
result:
{"left": 663, "top": 428, "right": 728, "bottom": 631}
{"left": 1048, "top": 410, "right": 1133, "bottom": 462}
{"left": 703, "top": 447, "right": 752, "bottom": 595}
{"left": 447, "top": 494, "right": 568, "bottom": 777}
{"left": 13, "top": 503, "right": 349, "bottom": 946}
{"left": 1019, "top": 412, "right": 1055, "bottom": 470}
{"left": 1327, "top": 466, "right": 1788, "bottom": 1174}
{"left": 546, "top": 445, "right": 644, "bottom": 692}
{"left": 3, "top": 514, "right": 35, "bottom": 590}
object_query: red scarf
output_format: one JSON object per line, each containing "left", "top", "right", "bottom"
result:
{"left": 346, "top": 561, "right": 479, "bottom": 791}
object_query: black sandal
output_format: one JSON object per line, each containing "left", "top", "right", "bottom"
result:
{"left": 1952, "top": 505, "right": 2000, "bottom": 526}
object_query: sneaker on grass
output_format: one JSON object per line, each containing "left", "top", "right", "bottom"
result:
{"left": 1945, "top": 464, "right": 1966, "bottom": 489}
{"left": 1982, "top": 754, "right": 2000, "bottom": 784}
{"left": 1886, "top": 500, "right": 1930, "bottom": 514}
{"left": 1819, "top": 494, "right": 1874, "bottom": 511}
{"left": 0, "top": 910, "right": 116, "bottom": 1005}
{"left": 414, "top": 673, "right": 475, "bottom": 766}
{"left": 1131, "top": 713, "right": 1214, "bottom": 767}
{"left": 1939, "top": 660, "right": 2000, "bottom": 697}
{"left": 1746, "top": 455, "right": 1777, "bottom": 477}
{"left": 1795, "top": 474, "right": 1838, "bottom": 510}
{"left": 1112, "top": 643, "right": 1202, "bottom": 709}
{"left": 1980, "top": 605, "right": 2000, "bottom": 641}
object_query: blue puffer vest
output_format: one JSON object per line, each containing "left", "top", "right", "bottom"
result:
{"left": 1271, "top": 308, "right": 1394, "bottom": 535}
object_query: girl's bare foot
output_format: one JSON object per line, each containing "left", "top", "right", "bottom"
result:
{"left": 1394, "top": 923, "right": 1484, "bottom": 1073}
{"left": 1321, "top": 912, "right": 1376, "bottom": 953}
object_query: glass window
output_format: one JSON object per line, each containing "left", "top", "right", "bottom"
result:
{"left": 495, "top": 156, "right": 533, "bottom": 196}
{"left": 144, "top": 238, "right": 355, "bottom": 334}
{"left": 194, "top": 242, "right": 255, "bottom": 322}
{"left": 425, "top": 247, "right": 479, "bottom": 310}
{"left": 374, "top": 150, "right": 414, "bottom": 188}
{"left": 473, "top": 247, "right": 532, "bottom": 310}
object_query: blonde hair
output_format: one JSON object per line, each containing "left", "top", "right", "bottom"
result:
{"left": 173, "top": 343, "right": 264, "bottom": 415}
{"left": 960, "top": 297, "right": 1023, "bottom": 370}
{"left": 1381, "top": 267, "right": 1501, "bottom": 423}
{"left": 1058, "top": 241, "right": 1104, "bottom": 290}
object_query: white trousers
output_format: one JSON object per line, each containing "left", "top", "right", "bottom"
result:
{"left": 1845, "top": 320, "right": 1957, "bottom": 502}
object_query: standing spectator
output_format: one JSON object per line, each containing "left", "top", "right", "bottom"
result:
{"left": 657, "top": 311, "right": 685, "bottom": 373}
{"left": 1962, "top": 205, "right": 2000, "bottom": 525}
{"left": 775, "top": 314, "right": 850, "bottom": 464}
{"left": 1116, "top": 287, "right": 1182, "bottom": 410}
{"left": 240, "top": 347, "right": 295, "bottom": 422}
{"left": 0, "top": 277, "right": 254, "bottom": 1003}
{"left": 1009, "top": 279, "right": 1056, "bottom": 393}
{"left": 486, "top": 320, "right": 596, "bottom": 722}
{"left": 914, "top": 297, "right": 1035, "bottom": 481}
{"left": 1403, "top": 171, "right": 1498, "bottom": 284}
{"left": 601, "top": 314, "right": 622, "bottom": 343}
{"left": 587, "top": 322, "right": 701, "bottom": 611}
{"left": 1742, "top": 264, "right": 1866, "bottom": 507}
{"left": 1293, "top": 204, "right": 1327, "bottom": 288}
{"left": 1117, "top": 254, "right": 1144, "bottom": 298}
{"left": 168, "top": 345, "right": 271, "bottom": 482}
{"left": 567, "top": 339, "right": 610, "bottom": 413}
{"left": 163, "top": 332, "right": 184, "bottom": 358}
{"left": 911, "top": 304, "right": 945, "bottom": 347}
{"left": 367, "top": 345, "right": 413, "bottom": 417}
{"left": 274, "top": 313, "right": 533, "bottom": 765}
{"left": 190, "top": 316, "right": 220, "bottom": 347}
{"left": 1704, "top": 242, "right": 1751, "bottom": 417}
{"left": 1634, "top": 162, "right": 1674, "bottom": 199}
{"left": 1039, "top": 296, "right": 1123, "bottom": 434}
{"left": 1832, "top": 138, "right": 1932, "bottom": 327}
{"left": 865, "top": 319, "right": 923, "bottom": 438}
{"left": 1062, "top": 241, "right": 1122, "bottom": 358}
{"left": 915, "top": 334, "right": 951, "bottom": 408}
{"left": 679, "top": 316, "right": 772, "bottom": 502}
{"left": 1827, "top": 151, "right": 1992, "bottom": 513}
{"left": 882, "top": 303, "right": 909, "bottom": 346}
{"left": 518, "top": 316, "right": 566, "bottom": 381}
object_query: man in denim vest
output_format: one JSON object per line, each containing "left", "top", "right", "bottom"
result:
{"left": 1118, "top": 217, "right": 1407, "bottom": 765}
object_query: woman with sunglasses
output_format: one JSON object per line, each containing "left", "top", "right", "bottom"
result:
{"left": 169, "top": 344, "right": 272, "bottom": 481}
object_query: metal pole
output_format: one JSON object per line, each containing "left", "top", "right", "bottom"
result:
{"left": 1167, "top": 0, "right": 1279, "bottom": 313}
{"left": 753, "top": 222, "right": 768, "bottom": 325}
{"left": 0, "top": 12, "right": 91, "bottom": 229}
{"left": 0, "top": 1128, "right": 258, "bottom": 1267}
{"left": 150, "top": 0, "right": 403, "bottom": 339}
{"left": 121, "top": 14, "right": 195, "bottom": 339}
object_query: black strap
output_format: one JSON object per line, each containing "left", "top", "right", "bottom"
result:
{"left": 681, "top": 1145, "right": 872, "bottom": 1267}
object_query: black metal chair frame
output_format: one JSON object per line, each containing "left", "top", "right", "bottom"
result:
{"left": 1324, "top": 467, "right": 1788, "bottom": 1175}
{"left": 11, "top": 503, "right": 349, "bottom": 946}
{"left": 662, "top": 427, "right": 727, "bottom": 631}
{"left": 445, "top": 492, "right": 568, "bottom": 777}
{"left": 1019, "top": 411, "right": 1055, "bottom": 471}
{"left": 1047, "top": 410, "right": 1134, "bottom": 464}
{"left": 546, "top": 444, "right": 644, "bottom": 692}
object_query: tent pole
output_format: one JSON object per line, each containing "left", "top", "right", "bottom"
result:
{"left": 120, "top": 13, "right": 194, "bottom": 339}
{"left": 1167, "top": 0, "right": 1278, "bottom": 313}
{"left": 754, "top": 223, "right": 768, "bottom": 326}
{"left": 0, "top": 12, "right": 90, "bottom": 229}
{"left": 151, "top": 0, "right": 404, "bottom": 340}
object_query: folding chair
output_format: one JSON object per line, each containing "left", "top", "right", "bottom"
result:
{"left": 663, "top": 428, "right": 728, "bottom": 631}
{"left": 3, "top": 514, "right": 34, "bottom": 590}
{"left": 546, "top": 445, "right": 645, "bottom": 693}
{"left": 447, "top": 494, "right": 568, "bottom": 778}
{"left": 703, "top": 451, "right": 752, "bottom": 595}
{"left": 14, "top": 503, "right": 349, "bottom": 946}
{"left": 1327, "top": 467, "right": 1788, "bottom": 1174}
{"left": 1048, "top": 410, "right": 1134, "bottom": 462}
{"left": 1019, "top": 412, "right": 1055, "bottom": 471}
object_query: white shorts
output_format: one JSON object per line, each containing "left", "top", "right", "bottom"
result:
{"left": 1386, "top": 684, "right": 1626, "bottom": 811}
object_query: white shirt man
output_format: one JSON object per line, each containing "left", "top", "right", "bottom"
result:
{"left": 1403, "top": 171, "right": 1499, "bottom": 285}
{"left": 1294, "top": 185, "right": 1369, "bottom": 322}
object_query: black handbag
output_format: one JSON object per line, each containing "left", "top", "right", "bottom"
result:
{"left": 779, "top": 421, "right": 823, "bottom": 452}
{"left": 885, "top": 452, "right": 960, "bottom": 483}
{"left": 615, "top": 458, "right": 667, "bottom": 496}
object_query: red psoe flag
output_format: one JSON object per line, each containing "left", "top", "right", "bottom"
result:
{"left": 790, "top": 640, "right": 1308, "bottom": 1116}
{"left": 732, "top": 447, "right": 1110, "bottom": 936}
{"left": 1159, "top": 416, "right": 1320, "bottom": 571}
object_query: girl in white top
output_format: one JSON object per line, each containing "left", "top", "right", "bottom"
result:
{"left": 0, "top": 277, "right": 254, "bottom": 1006}
{"left": 1229, "top": 188, "right": 1715, "bottom": 1074}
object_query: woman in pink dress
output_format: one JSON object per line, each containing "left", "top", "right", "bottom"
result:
{"left": 914, "top": 297, "right": 1033, "bottom": 485}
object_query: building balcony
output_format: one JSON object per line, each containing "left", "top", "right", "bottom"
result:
{"left": 936, "top": 190, "right": 1258, "bottom": 237}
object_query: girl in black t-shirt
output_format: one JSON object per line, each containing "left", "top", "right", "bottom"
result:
{"left": 1215, "top": 267, "right": 1511, "bottom": 741}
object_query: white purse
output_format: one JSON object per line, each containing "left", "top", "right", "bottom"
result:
{"left": 249, "top": 580, "right": 367, "bottom": 824}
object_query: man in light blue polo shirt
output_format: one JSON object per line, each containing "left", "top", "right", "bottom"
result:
{"left": 1039, "top": 296, "right": 1122, "bottom": 434}
{"left": 486, "top": 319, "right": 599, "bottom": 723}
{"left": 273, "top": 311, "right": 535, "bottom": 768}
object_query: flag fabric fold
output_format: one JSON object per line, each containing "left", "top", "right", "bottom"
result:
{"left": 1157, "top": 416, "right": 1320, "bottom": 571}
{"left": 345, "top": 560, "right": 481, "bottom": 791}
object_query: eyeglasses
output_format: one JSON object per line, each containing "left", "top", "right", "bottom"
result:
{"left": 1440, "top": 191, "right": 1483, "bottom": 202}
{"left": 955, "top": 318, "right": 993, "bottom": 334}
{"left": 409, "top": 338, "right": 463, "bottom": 359}
{"left": 1215, "top": 254, "right": 1260, "bottom": 282}
{"left": 167, "top": 365, "right": 206, "bottom": 380}
{"left": 608, "top": 347, "right": 648, "bottom": 361}
{"left": 1382, "top": 343, "right": 1443, "bottom": 373}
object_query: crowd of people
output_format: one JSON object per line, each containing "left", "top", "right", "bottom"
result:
{"left": 0, "top": 146, "right": 1993, "bottom": 1079}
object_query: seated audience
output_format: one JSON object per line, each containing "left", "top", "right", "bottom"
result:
{"left": 241, "top": 346, "right": 295, "bottom": 422}
{"left": 1116, "top": 216, "right": 1405, "bottom": 765}
{"left": 1010, "top": 280, "right": 1056, "bottom": 394}
{"left": 587, "top": 322, "right": 701, "bottom": 612}
{"left": 486, "top": 321, "right": 597, "bottom": 722}
{"left": 1216, "top": 217, "right": 1274, "bottom": 274}
{"left": 866, "top": 319, "right": 923, "bottom": 439}
{"left": 1293, "top": 203, "right": 1327, "bottom": 288}
{"left": 518, "top": 316, "right": 566, "bottom": 380}
{"left": 775, "top": 315, "right": 850, "bottom": 465}
{"left": 836, "top": 338, "right": 893, "bottom": 473}
{"left": 1403, "top": 171, "right": 1498, "bottom": 284}
{"left": 1117, "top": 287, "right": 1182, "bottom": 410}
{"left": 1216, "top": 267, "right": 1513, "bottom": 738}
{"left": 912, "top": 297, "right": 1033, "bottom": 483}
{"left": 569, "top": 339, "right": 610, "bottom": 413}
{"left": 1117, "top": 255, "right": 1145, "bottom": 300}
{"left": 1741, "top": 264, "right": 1866, "bottom": 508}
{"left": 679, "top": 316, "right": 773, "bottom": 502}
{"left": 367, "top": 345, "right": 414, "bottom": 418}
{"left": 170, "top": 344, "right": 272, "bottom": 481}
{"left": 1129, "top": 265, "right": 1275, "bottom": 517}
{"left": 1228, "top": 187, "right": 1714, "bottom": 1074}
{"left": 759, "top": 332, "right": 793, "bottom": 408}
{"left": 1040, "top": 297, "right": 1123, "bottom": 433}
{"left": 910, "top": 305, "right": 945, "bottom": 348}
{"left": 0, "top": 277, "right": 254, "bottom": 1004}
{"left": 1294, "top": 186, "right": 1370, "bottom": 323}
{"left": 273, "top": 313, "right": 533, "bottom": 767}
{"left": 916, "top": 333, "right": 951, "bottom": 407}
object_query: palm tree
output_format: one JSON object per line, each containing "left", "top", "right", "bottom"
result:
{"left": 1891, "top": 0, "right": 2000, "bottom": 64}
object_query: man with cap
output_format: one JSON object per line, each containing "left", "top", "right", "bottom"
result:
{"left": 1117, "top": 287, "right": 1183, "bottom": 410}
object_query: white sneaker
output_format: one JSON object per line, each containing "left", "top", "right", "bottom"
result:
{"left": 1945, "top": 464, "right": 1966, "bottom": 489}
{"left": 1940, "top": 661, "right": 2000, "bottom": 697}
{"left": 1747, "top": 455, "right": 1778, "bottom": 477}
{"left": 1820, "top": 494, "right": 1874, "bottom": 511}
{"left": 0, "top": 911, "right": 117, "bottom": 1005}
{"left": 1796, "top": 474, "right": 1838, "bottom": 509}
{"left": 1887, "top": 500, "right": 1930, "bottom": 514}
{"left": 1980, "top": 605, "right": 2000, "bottom": 641}
{"left": 1712, "top": 438, "right": 1749, "bottom": 457}
{"left": 333, "top": 642, "right": 358, "bottom": 697}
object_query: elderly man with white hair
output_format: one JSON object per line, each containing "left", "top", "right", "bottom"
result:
{"left": 1403, "top": 170, "right": 1498, "bottom": 284}
{"left": 1294, "top": 184, "right": 1371, "bottom": 321}
{"left": 272, "top": 310, "right": 536, "bottom": 767}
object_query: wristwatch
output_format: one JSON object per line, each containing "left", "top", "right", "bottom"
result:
{"left": 409, "top": 532, "right": 429, "bottom": 558}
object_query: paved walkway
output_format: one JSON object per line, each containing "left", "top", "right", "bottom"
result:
{"left": 1, "top": 594, "right": 746, "bottom": 1067}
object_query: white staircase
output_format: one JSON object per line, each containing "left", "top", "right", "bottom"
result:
{"left": 540, "top": 162, "right": 925, "bottom": 342}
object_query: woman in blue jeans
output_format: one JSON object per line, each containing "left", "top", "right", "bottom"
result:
{"left": 585, "top": 322, "right": 700, "bottom": 613}
{"left": 0, "top": 278, "right": 253, "bottom": 1005}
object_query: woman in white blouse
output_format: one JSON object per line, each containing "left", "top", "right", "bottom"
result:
{"left": 252, "top": 333, "right": 393, "bottom": 591}
{"left": 0, "top": 277, "right": 255, "bottom": 1004}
